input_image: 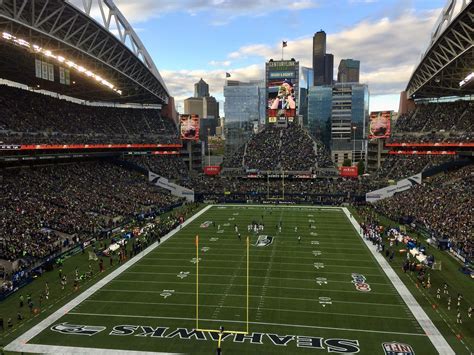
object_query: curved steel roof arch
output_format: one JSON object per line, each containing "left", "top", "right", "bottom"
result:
{"left": 0, "top": 0, "right": 169, "bottom": 104}
{"left": 406, "top": 0, "right": 473, "bottom": 98}
{"left": 69, "top": 0, "right": 169, "bottom": 95}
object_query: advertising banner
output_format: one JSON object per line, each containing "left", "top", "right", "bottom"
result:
{"left": 339, "top": 166, "right": 358, "bottom": 177}
{"left": 203, "top": 166, "right": 221, "bottom": 176}
{"left": 180, "top": 114, "right": 200, "bottom": 141}
{"left": 366, "top": 173, "right": 422, "bottom": 202}
{"left": 369, "top": 111, "right": 391, "bottom": 139}
{"left": 388, "top": 151, "right": 456, "bottom": 155}
{"left": 149, "top": 172, "right": 194, "bottom": 202}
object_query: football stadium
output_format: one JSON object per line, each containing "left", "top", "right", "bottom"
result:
{"left": 0, "top": 1, "right": 473, "bottom": 354}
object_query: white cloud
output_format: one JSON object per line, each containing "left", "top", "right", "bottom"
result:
{"left": 161, "top": 64, "right": 263, "bottom": 112}
{"left": 69, "top": 0, "right": 319, "bottom": 25}
{"left": 208, "top": 60, "right": 232, "bottom": 67}
{"left": 212, "top": 9, "right": 439, "bottom": 98}
{"left": 288, "top": 1, "right": 319, "bottom": 10}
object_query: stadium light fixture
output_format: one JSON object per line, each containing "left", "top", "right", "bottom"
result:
{"left": 459, "top": 72, "right": 474, "bottom": 87}
{"left": 1, "top": 32, "right": 122, "bottom": 95}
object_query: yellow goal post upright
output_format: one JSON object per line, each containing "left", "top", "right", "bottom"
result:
{"left": 195, "top": 234, "right": 250, "bottom": 338}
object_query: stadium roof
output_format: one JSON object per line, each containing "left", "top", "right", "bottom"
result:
{"left": 0, "top": 0, "right": 169, "bottom": 104}
{"left": 406, "top": 0, "right": 474, "bottom": 99}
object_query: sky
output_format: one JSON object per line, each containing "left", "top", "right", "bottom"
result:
{"left": 74, "top": 0, "right": 447, "bottom": 114}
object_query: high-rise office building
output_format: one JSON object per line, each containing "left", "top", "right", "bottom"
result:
{"left": 185, "top": 78, "right": 219, "bottom": 119}
{"left": 299, "top": 67, "right": 314, "bottom": 126}
{"left": 312, "top": 30, "right": 334, "bottom": 86}
{"left": 224, "top": 80, "right": 265, "bottom": 155}
{"left": 330, "top": 83, "right": 368, "bottom": 166}
{"left": 337, "top": 59, "right": 360, "bottom": 83}
{"left": 307, "top": 85, "right": 332, "bottom": 147}
{"left": 194, "top": 78, "right": 209, "bottom": 97}
{"left": 183, "top": 97, "right": 204, "bottom": 117}
{"left": 307, "top": 83, "right": 369, "bottom": 166}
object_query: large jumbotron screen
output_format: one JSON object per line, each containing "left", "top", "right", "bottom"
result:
{"left": 180, "top": 114, "right": 200, "bottom": 141}
{"left": 369, "top": 111, "right": 392, "bottom": 139}
{"left": 266, "top": 60, "right": 299, "bottom": 124}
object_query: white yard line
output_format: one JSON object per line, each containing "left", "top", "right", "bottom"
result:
{"left": 84, "top": 299, "right": 414, "bottom": 320}
{"left": 124, "top": 270, "right": 392, "bottom": 286}
{"left": 4, "top": 205, "right": 213, "bottom": 354}
{"left": 95, "top": 288, "right": 403, "bottom": 307}
{"left": 139, "top": 257, "right": 374, "bottom": 266}
{"left": 342, "top": 207, "right": 455, "bottom": 354}
{"left": 109, "top": 279, "right": 395, "bottom": 295}
{"left": 67, "top": 311, "right": 426, "bottom": 337}
{"left": 113, "top": 276, "right": 391, "bottom": 286}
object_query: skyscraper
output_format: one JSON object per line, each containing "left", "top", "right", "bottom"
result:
{"left": 312, "top": 30, "right": 334, "bottom": 86}
{"left": 185, "top": 78, "right": 219, "bottom": 119}
{"left": 224, "top": 80, "right": 265, "bottom": 155}
{"left": 330, "top": 82, "right": 368, "bottom": 166}
{"left": 194, "top": 78, "right": 209, "bottom": 98}
{"left": 338, "top": 59, "right": 360, "bottom": 83}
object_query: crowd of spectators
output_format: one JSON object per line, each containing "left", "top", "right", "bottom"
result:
{"left": 373, "top": 155, "right": 454, "bottom": 181}
{"left": 226, "top": 124, "right": 333, "bottom": 171}
{"left": 0, "top": 85, "right": 178, "bottom": 145}
{"left": 373, "top": 164, "right": 473, "bottom": 259}
{"left": 244, "top": 126, "right": 281, "bottom": 170}
{"left": 191, "top": 174, "right": 382, "bottom": 202}
{"left": 388, "top": 132, "right": 473, "bottom": 144}
{"left": 125, "top": 155, "right": 190, "bottom": 185}
{"left": 395, "top": 101, "right": 473, "bottom": 133}
{"left": 222, "top": 145, "right": 245, "bottom": 169}
{"left": 0, "top": 161, "right": 180, "bottom": 264}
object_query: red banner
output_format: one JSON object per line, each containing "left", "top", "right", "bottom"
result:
{"left": 204, "top": 165, "right": 221, "bottom": 175}
{"left": 150, "top": 151, "right": 180, "bottom": 155}
{"left": 388, "top": 151, "right": 456, "bottom": 155}
{"left": 339, "top": 166, "right": 358, "bottom": 177}
{"left": 18, "top": 143, "right": 182, "bottom": 151}
{"left": 386, "top": 142, "right": 474, "bottom": 147}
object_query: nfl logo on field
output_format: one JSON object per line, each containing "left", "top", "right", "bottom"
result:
{"left": 382, "top": 342, "right": 415, "bottom": 355}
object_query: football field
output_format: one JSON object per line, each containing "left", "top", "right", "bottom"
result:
{"left": 5, "top": 205, "right": 452, "bottom": 354}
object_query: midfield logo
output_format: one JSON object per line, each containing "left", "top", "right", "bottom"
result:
{"left": 382, "top": 342, "right": 415, "bottom": 355}
{"left": 51, "top": 323, "right": 106, "bottom": 336}
{"left": 255, "top": 235, "right": 274, "bottom": 247}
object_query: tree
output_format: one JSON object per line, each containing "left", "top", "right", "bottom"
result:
{"left": 342, "top": 159, "right": 352, "bottom": 167}
{"left": 357, "top": 160, "right": 365, "bottom": 175}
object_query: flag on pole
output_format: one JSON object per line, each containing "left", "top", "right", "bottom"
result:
{"left": 195, "top": 235, "right": 199, "bottom": 246}
{"left": 226, "top": 72, "right": 231, "bottom": 78}
{"left": 282, "top": 41, "right": 287, "bottom": 48}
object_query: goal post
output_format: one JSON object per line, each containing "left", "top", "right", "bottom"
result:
{"left": 195, "top": 234, "right": 250, "bottom": 335}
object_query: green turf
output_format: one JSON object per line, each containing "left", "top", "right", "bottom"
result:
{"left": 6, "top": 205, "right": 448, "bottom": 354}
{"left": 349, "top": 206, "right": 473, "bottom": 355}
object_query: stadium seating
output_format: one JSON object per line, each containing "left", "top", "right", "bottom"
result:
{"left": 224, "top": 124, "right": 333, "bottom": 171}
{"left": 391, "top": 101, "right": 473, "bottom": 142}
{"left": 0, "top": 161, "right": 181, "bottom": 265}
{"left": 0, "top": 85, "right": 178, "bottom": 145}
{"left": 373, "top": 155, "right": 454, "bottom": 181}
{"left": 125, "top": 155, "right": 190, "bottom": 185}
{"left": 373, "top": 165, "right": 473, "bottom": 259}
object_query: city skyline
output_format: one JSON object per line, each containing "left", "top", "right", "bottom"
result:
{"left": 71, "top": 0, "right": 446, "bottom": 114}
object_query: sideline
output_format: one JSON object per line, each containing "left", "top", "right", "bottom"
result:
{"left": 342, "top": 207, "right": 455, "bottom": 354}
{"left": 4, "top": 204, "right": 212, "bottom": 354}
